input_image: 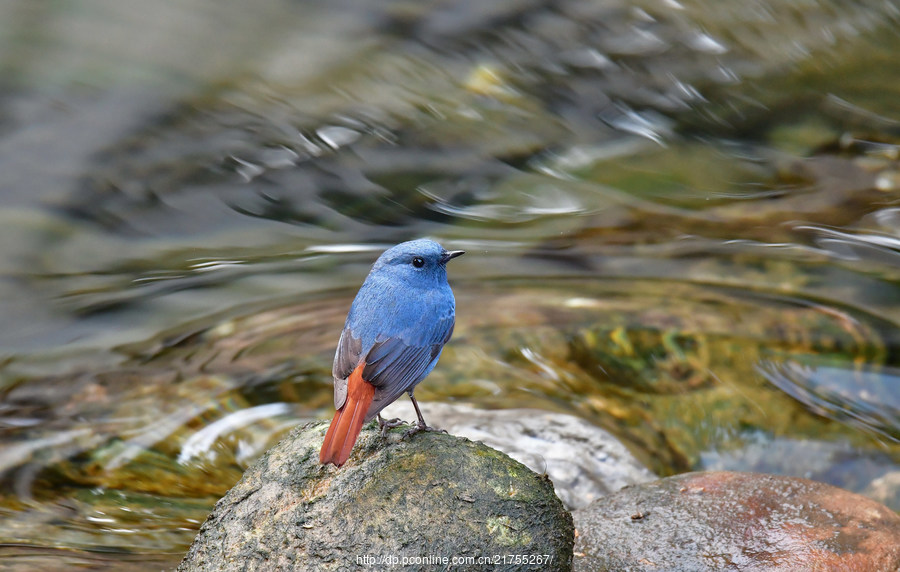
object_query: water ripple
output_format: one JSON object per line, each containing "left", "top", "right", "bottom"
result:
{"left": 796, "top": 225, "right": 900, "bottom": 265}
{"left": 758, "top": 360, "right": 900, "bottom": 443}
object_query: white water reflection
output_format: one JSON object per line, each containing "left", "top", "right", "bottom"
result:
{"left": 178, "top": 403, "right": 291, "bottom": 464}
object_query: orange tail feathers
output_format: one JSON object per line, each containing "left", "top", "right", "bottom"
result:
{"left": 319, "top": 364, "right": 376, "bottom": 466}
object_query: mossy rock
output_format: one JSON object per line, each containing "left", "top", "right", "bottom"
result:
{"left": 178, "top": 421, "right": 574, "bottom": 571}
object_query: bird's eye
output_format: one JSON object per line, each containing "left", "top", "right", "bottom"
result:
{"left": 412, "top": 256, "right": 425, "bottom": 268}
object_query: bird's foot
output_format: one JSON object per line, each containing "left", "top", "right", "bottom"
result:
{"left": 403, "top": 421, "right": 447, "bottom": 439}
{"left": 377, "top": 415, "right": 408, "bottom": 437}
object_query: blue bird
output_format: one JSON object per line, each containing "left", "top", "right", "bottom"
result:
{"left": 319, "top": 239, "right": 464, "bottom": 466}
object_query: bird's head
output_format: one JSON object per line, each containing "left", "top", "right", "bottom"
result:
{"left": 371, "top": 239, "right": 464, "bottom": 287}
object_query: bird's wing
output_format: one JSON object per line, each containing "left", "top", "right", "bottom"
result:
{"left": 361, "top": 311, "right": 455, "bottom": 419}
{"left": 332, "top": 329, "right": 362, "bottom": 409}
{"left": 331, "top": 314, "right": 455, "bottom": 413}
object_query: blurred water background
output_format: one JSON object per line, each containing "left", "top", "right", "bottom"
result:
{"left": 0, "top": 1, "right": 899, "bottom": 569}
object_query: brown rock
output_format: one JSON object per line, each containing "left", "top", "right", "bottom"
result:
{"left": 573, "top": 471, "right": 900, "bottom": 571}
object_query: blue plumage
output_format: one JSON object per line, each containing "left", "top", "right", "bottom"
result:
{"left": 331, "top": 239, "right": 463, "bottom": 424}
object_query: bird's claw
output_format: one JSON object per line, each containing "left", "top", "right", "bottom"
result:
{"left": 377, "top": 416, "right": 408, "bottom": 437}
{"left": 403, "top": 422, "right": 447, "bottom": 439}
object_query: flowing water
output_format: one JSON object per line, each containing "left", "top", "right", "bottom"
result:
{"left": 1, "top": 1, "right": 899, "bottom": 569}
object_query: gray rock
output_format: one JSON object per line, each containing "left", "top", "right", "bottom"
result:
{"left": 572, "top": 471, "right": 900, "bottom": 571}
{"left": 179, "top": 421, "right": 574, "bottom": 571}
{"left": 864, "top": 470, "right": 900, "bottom": 511}
{"left": 381, "top": 401, "right": 656, "bottom": 509}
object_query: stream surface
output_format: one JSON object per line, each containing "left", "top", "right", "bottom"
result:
{"left": 1, "top": 1, "right": 899, "bottom": 569}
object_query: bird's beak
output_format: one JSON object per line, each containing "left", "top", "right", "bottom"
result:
{"left": 441, "top": 250, "right": 465, "bottom": 263}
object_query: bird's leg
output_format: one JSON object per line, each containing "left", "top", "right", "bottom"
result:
{"left": 403, "top": 391, "right": 447, "bottom": 438}
{"left": 377, "top": 413, "right": 407, "bottom": 437}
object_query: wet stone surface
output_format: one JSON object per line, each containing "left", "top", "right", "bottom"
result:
{"left": 573, "top": 471, "right": 900, "bottom": 571}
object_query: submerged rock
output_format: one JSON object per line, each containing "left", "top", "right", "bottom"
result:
{"left": 380, "top": 401, "right": 656, "bottom": 509}
{"left": 178, "top": 421, "right": 574, "bottom": 571}
{"left": 573, "top": 471, "right": 900, "bottom": 571}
